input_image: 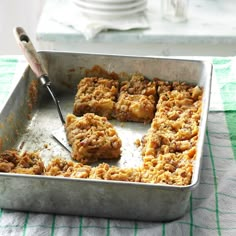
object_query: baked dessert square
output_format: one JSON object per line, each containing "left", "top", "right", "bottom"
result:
{"left": 65, "top": 113, "right": 122, "bottom": 164}
{"left": 115, "top": 74, "right": 156, "bottom": 123}
{"left": 73, "top": 77, "right": 119, "bottom": 119}
{"left": 141, "top": 81, "right": 203, "bottom": 185}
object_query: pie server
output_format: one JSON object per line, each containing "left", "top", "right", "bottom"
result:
{"left": 13, "top": 26, "right": 72, "bottom": 152}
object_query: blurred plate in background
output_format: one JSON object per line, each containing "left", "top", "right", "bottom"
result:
{"left": 72, "top": 0, "right": 147, "bottom": 18}
{"left": 73, "top": 0, "right": 147, "bottom": 11}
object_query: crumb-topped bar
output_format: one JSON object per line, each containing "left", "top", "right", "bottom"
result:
{"left": 65, "top": 113, "right": 122, "bottom": 164}
{"left": 73, "top": 77, "right": 119, "bottom": 119}
{"left": 141, "top": 81, "right": 203, "bottom": 185}
{"left": 115, "top": 74, "right": 157, "bottom": 123}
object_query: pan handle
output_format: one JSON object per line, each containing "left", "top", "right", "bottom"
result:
{"left": 13, "top": 27, "right": 48, "bottom": 79}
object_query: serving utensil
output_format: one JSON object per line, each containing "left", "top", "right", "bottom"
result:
{"left": 13, "top": 27, "right": 71, "bottom": 152}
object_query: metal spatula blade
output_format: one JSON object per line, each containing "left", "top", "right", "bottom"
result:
{"left": 13, "top": 26, "right": 70, "bottom": 152}
{"left": 52, "top": 126, "right": 72, "bottom": 153}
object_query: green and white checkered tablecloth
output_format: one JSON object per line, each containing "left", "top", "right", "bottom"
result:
{"left": 0, "top": 56, "right": 235, "bottom": 236}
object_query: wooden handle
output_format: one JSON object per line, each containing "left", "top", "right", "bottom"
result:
{"left": 13, "top": 27, "right": 47, "bottom": 78}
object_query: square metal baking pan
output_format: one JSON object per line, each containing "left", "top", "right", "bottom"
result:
{"left": 0, "top": 52, "right": 212, "bottom": 221}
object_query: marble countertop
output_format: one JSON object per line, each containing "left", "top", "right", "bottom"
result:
{"left": 37, "top": 0, "right": 236, "bottom": 43}
{"left": 36, "top": 0, "right": 236, "bottom": 56}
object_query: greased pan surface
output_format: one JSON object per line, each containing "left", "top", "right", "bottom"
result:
{"left": 0, "top": 52, "right": 212, "bottom": 221}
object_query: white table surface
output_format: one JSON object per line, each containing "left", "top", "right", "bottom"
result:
{"left": 36, "top": 0, "right": 236, "bottom": 56}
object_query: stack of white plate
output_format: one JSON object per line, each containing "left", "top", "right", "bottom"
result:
{"left": 72, "top": 0, "right": 147, "bottom": 19}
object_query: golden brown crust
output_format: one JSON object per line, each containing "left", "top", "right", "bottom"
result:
{"left": 45, "top": 157, "right": 91, "bottom": 178}
{"left": 0, "top": 150, "right": 44, "bottom": 175}
{"left": 45, "top": 158, "right": 76, "bottom": 177}
{"left": 89, "top": 163, "right": 141, "bottom": 182}
{"left": 89, "top": 163, "right": 110, "bottom": 180}
{"left": 115, "top": 74, "right": 157, "bottom": 123}
{"left": 120, "top": 74, "right": 156, "bottom": 96}
{"left": 141, "top": 154, "right": 193, "bottom": 185}
{"left": 65, "top": 113, "right": 122, "bottom": 164}
{"left": 104, "top": 166, "right": 141, "bottom": 182}
{"left": 115, "top": 93, "right": 156, "bottom": 123}
{"left": 73, "top": 77, "right": 119, "bottom": 119}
